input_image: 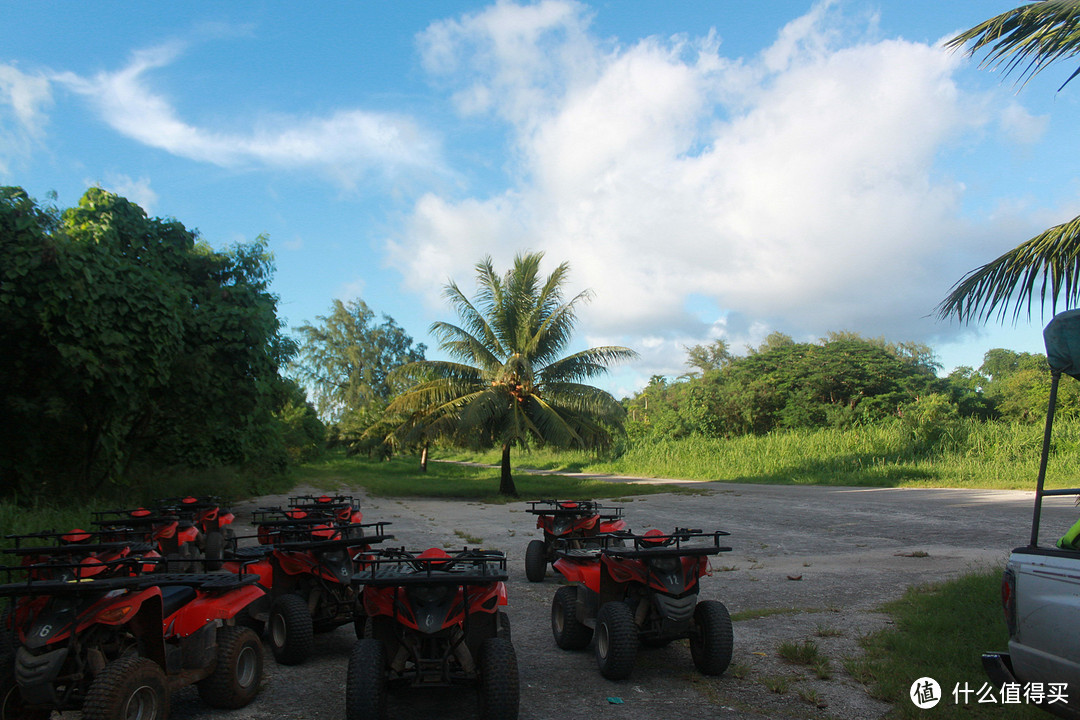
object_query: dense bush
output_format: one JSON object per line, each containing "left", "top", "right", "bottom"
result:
{"left": 624, "top": 336, "right": 1080, "bottom": 449}
{"left": 0, "top": 186, "right": 320, "bottom": 502}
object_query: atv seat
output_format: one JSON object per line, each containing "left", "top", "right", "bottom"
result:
{"left": 161, "top": 585, "right": 197, "bottom": 617}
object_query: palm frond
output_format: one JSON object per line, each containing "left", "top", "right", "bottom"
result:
{"left": 441, "top": 282, "right": 504, "bottom": 358}
{"left": 458, "top": 385, "right": 513, "bottom": 431}
{"left": 524, "top": 394, "right": 583, "bottom": 447}
{"left": 527, "top": 291, "right": 591, "bottom": 366}
{"left": 540, "top": 346, "right": 639, "bottom": 383}
{"left": 540, "top": 381, "right": 627, "bottom": 421}
{"left": 947, "top": 0, "right": 1080, "bottom": 90}
{"left": 429, "top": 321, "right": 502, "bottom": 370}
{"left": 937, "top": 212, "right": 1080, "bottom": 323}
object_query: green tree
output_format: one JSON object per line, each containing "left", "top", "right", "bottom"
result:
{"left": 940, "top": 1, "right": 1080, "bottom": 321}
{"left": 293, "top": 299, "right": 426, "bottom": 422}
{"left": 683, "top": 339, "right": 732, "bottom": 376}
{"left": 0, "top": 187, "right": 296, "bottom": 499}
{"left": 750, "top": 331, "right": 795, "bottom": 355}
{"left": 387, "top": 252, "right": 637, "bottom": 496}
{"left": 625, "top": 335, "right": 944, "bottom": 441}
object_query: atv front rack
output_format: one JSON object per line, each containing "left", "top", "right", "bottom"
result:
{"left": 267, "top": 527, "right": 394, "bottom": 553}
{"left": 601, "top": 529, "right": 731, "bottom": 558}
{"left": 91, "top": 508, "right": 193, "bottom": 529}
{"left": 526, "top": 499, "right": 624, "bottom": 520}
{"left": 288, "top": 494, "right": 360, "bottom": 510}
{"left": 252, "top": 507, "right": 361, "bottom": 525}
{"left": 351, "top": 548, "right": 508, "bottom": 586}
{"left": 154, "top": 495, "right": 229, "bottom": 513}
{"left": 0, "top": 568, "right": 259, "bottom": 598}
{"left": 3, "top": 528, "right": 153, "bottom": 555}
{"left": 251, "top": 519, "right": 390, "bottom": 543}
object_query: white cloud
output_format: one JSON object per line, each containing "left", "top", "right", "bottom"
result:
{"left": 51, "top": 43, "right": 444, "bottom": 187}
{"left": 391, "top": 0, "right": 1038, "bottom": 385}
{"left": 998, "top": 101, "right": 1049, "bottom": 144}
{"left": 0, "top": 63, "right": 52, "bottom": 174}
{"left": 100, "top": 174, "right": 159, "bottom": 213}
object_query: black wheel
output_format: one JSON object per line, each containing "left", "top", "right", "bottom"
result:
{"left": 197, "top": 626, "right": 263, "bottom": 709}
{"left": 82, "top": 655, "right": 169, "bottom": 720}
{"left": 268, "top": 594, "right": 313, "bottom": 665}
{"left": 477, "top": 637, "right": 519, "bottom": 720}
{"left": 204, "top": 531, "right": 224, "bottom": 571}
{"left": 551, "top": 586, "right": 592, "bottom": 650}
{"left": 497, "top": 611, "right": 512, "bottom": 642}
{"left": 689, "top": 600, "right": 733, "bottom": 676}
{"left": 1, "top": 651, "right": 50, "bottom": 720}
{"left": 594, "top": 602, "right": 638, "bottom": 680}
{"left": 345, "top": 639, "right": 387, "bottom": 720}
{"left": 524, "top": 540, "right": 547, "bottom": 582}
{"left": 224, "top": 527, "right": 238, "bottom": 554}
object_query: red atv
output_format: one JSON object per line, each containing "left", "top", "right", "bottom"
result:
{"left": 155, "top": 496, "right": 237, "bottom": 570}
{"left": 224, "top": 519, "right": 393, "bottom": 666}
{"left": 347, "top": 547, "right": 517, "bottom": 720}
{"left": 550, "top": 528, "right": 733, "bottom": 680}
{"left": 250, "top": 497, "right": 363, "bottom": 546}
{"left": 92, "top": 506, "right": 204, "bottom": 573}
{"left": 524, "top": 500, "right": 628, "bottom": 582}
{"left": 3, "top": 529, "right": 160, "bottom": 580}
{"left": 0, "top": 558, "right": 265, "bottom": 720}
{"left": 287, "top": 494, "right": 364, "bottom": 525}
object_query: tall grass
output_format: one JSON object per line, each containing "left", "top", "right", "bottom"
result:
{"left": 0, "top": 502, "right": 103, "bottom": 551}
{"left": 444, "top": 418, "right": 1080, "bottom": 490}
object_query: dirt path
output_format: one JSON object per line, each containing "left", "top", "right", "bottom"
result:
{"left": 160, "top": 477, "right": 1069, "bottom": 720}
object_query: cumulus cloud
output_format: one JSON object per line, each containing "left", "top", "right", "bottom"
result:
{"left": 0, "top": 63, "right": 52, "bottom": 174}
{"left": 50, "top": 42, "right": 443, "bottom": 187}
{"left": 391, "top": 0, "right": 1037, "bottom": 383}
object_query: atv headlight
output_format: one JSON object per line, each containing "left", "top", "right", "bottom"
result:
{"left": 407, "top": 585, "right": 452, "bottom": 606}
{"left": 553, "top": 518, "right": 576, "bottom": 536}
{"left": 649, "top": 556, "right": 682, "bottom": 575}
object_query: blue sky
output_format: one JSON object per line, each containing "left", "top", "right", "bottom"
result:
{"left": 3, "top": 0, "right": 1078, "bottom": 396}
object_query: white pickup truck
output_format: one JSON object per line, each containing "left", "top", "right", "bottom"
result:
{"left": 984, "top": 309, "right": 1080, "bottom": 719}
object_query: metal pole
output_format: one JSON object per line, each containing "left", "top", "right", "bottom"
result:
{"left": 1030, "top": 371, "right": 1062, "bottom": 548}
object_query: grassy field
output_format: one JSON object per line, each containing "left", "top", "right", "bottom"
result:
{"left": 441, "top": 417, "right": 1079, "bottom": 491}
{"left": 852, "top": 568, "right": 1044, "bottom": 719}
{"left": 288, "top": 452, "right": 701, "bottom": 501}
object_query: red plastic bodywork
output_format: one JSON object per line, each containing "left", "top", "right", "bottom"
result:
{"left": 602, "top": 554, "right": 706, "bottom": 594}
{"left": 552, "top": 556, "right": 601, "bottom": 590}
{"left": 362, "top": 580, "right": 505, "bottom": 633}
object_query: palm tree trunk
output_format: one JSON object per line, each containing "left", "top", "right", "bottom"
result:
{"left": 499, "top": 442, "right": 518, "bottom": 497}
{"left": 420, "top": 443, "right": 429, "bottom": 472}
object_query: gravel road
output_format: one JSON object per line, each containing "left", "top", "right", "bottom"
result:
{"left": 156, "top": 474, "right": 1073, "bottom": 720}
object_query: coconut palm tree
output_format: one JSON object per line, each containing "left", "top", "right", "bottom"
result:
{"left": 387, "top": 252, "right": 637, "bottom": 496}
{"left": 939, "top": 0, "right": 1080, "bottom": 323}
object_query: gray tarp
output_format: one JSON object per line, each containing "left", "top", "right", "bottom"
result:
{"left": 1044, "top": 309, "right": 1080, "bottom": 380}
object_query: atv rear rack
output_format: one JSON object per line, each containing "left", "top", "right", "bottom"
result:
{"left": 352, "top": 548, "right": 508, "bottom": 586}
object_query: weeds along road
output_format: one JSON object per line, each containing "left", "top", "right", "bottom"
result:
{"left": 162, "top": 479, "right": 1064, "bottom": 720}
